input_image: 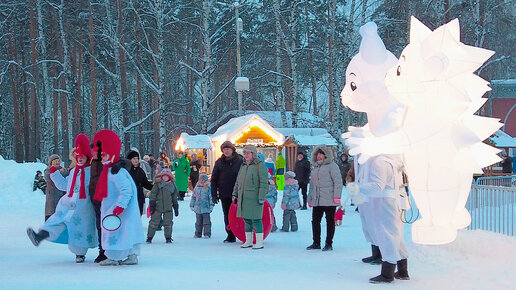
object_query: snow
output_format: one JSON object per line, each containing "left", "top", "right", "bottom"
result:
{"left": 178, "top": 132, "right": 213, "bottom": 149}
{"left": 1, "top": 158, "right": 516, "bottom": 289}
{"left": 211, "top": 113, "right": 283, "bottom": 142}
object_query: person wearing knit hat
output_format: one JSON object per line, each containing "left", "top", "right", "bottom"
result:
{"left": 190, "top": 173, "right": 214, "bottom": 238}
{"left": 126, "top": 149, "right": 154, "bottom": 216}
{"left": 147, "top": 167, "right": 179, "bottom": 244}
{"left": 92, "top": 129, "right": 145, "bottom": 266}
{"left": 27, "top": 134, "right": 98, "bottom": 264}
{"left": 211, "top": 140, "right": 243, "bottom": 243}
{"left": 233, "top": 144, "right": 269, "bottom": 249}
{"left": 43, "top": 154, "right": 69, "bottom": 221}
{"left": 280, "top": 171, "right": 301, "bottom": 232}
{"left": 294, "top": 150, "right": 311, "bottom": 210}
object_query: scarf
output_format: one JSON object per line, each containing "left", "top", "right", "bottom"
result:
{"left": 93, "top": 162, "right": 112, "bottom": 202}
{"left": 68, "top": 164, "right": 90, "bottom": 199}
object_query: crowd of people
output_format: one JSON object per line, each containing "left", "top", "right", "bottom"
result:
{"left": 28, "top": 133, "right": 398, "bottom": 283}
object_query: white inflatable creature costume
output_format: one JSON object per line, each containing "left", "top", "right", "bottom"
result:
{"left": 346, "top": 17, "right": 502, "bottom": 245}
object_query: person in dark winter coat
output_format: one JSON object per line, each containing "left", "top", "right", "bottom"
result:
{"left": 190, "top": 174, "right": 214, "bottom": 238}
{"left": 294, "top": 151, "right": 311, "bottom": 209}
{"left": 33, "top": 171, "right": 47, "bottom": 192}
{"left": 44, "top": 154, "right": 68, "bottom": 221}
{"left": 147, "top": 168, "right": 179, "bottom": 244}
{"left": 88, "top": 139, "right": 107, "bottom": 263}
{"left": 189, "top": 154, "right": 202, "bottom": 189}
{"left": 338, "top": 153, "right": 351, "bottom": 186}
{"left": 211, "top": 141, "right": 243, "bottom": 243}
{"left": 306, "top": 145, "right": 343, "bottom": 252}
{"left": 233, "top": 145, "right": 268, "bottom": 249}
{"left": 127, "top": 150, "right": 154, "bottom": 215}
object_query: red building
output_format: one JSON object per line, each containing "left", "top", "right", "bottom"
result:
{"left": 485, "top": 79, "right": 516, "bottom": 137}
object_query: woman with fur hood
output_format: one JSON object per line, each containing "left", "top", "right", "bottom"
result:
{"left": 44, "top": 154, "right": 69, "bottom": 221}
{"left": 306, "top": 145, "right": 343, "bottom": 251}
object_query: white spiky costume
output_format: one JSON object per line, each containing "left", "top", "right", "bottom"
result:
{"left": 341, "top": 22, "right": 409, "bottom": 268}
{"left": 346, "top": 17, "right": 501, "bottom": 245}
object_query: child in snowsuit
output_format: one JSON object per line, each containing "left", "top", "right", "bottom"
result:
{"left": 265, "top": 173, "right": 278, "bottom": 232}
{"left": 335, "top": 206, "right": 345, "bottom": 226}
{"left": 33, "top": 170, "right": 47, "bottom": 192}
{"left": 190, "top": 174, "right": 214, "bottom": 238}
{"left": 147, "top": 168, "right": 179, "bottom": 243}
{"left": 27, "top": 134, "right": 98, "bottom": 263}
{"left": 280, "top": 171, "right": 301, "bottom": 232}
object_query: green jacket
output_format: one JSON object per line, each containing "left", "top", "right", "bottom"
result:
{"left": 233, "top": 157, "right": 268, "bottom": 219}
{"left": 172, "top": 156, "right": 191, "bottom": 191}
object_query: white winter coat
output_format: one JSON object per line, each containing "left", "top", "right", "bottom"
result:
{"left": 101, "top": 168, "right": 145, "bottom": 251}
{"left": 44, "top": 167, "right": 98, "bottom": 249}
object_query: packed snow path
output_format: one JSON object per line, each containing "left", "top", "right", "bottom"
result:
{"left": 0, "top": 158, "right": 515, "bottom": 289}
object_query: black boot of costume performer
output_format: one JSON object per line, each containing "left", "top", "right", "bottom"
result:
{"left": 26, "top": 228, "right": 49, "bottom": 247}
{"left": 362, "top": 244, "right": 381, "bottom": 263}
{"left": 394, "top": 259, "right": 410, "bottom": 280}
{"left": 369, "top": 261, "right": 396, "bottom": 284}
{"left": 94, "top": 249, "right": 107, "bottom": 263}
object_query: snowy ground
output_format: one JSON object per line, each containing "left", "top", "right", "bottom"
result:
{"left": 1, "top": 156, "right": 515, "bottom": 289}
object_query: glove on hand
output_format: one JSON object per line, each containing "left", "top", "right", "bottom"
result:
{"left": 281, "top": 204, "right": 286, "bottom": 210}
{"left": 174, "top": 209, "right": 179, "bottom": 217}
{"left": 258, "top": 199, "right": 264, "bottom": 205}
{"left": 212, "top": 196, "right": 219, "bottom": 204}
{"left": 232, "top": 196, "right": 238, "bottom": 204}
{"left": 308, "top": 202, "right": 312, "bottom": 208}
{"left": 333, "top": 198, "right": 341, "bottom": 204}
{"left": 113, "top": 206, "right": 124, "bottom": 216}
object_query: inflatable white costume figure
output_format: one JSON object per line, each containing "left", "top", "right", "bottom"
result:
{"left": 347, "top": 17, "right": 502, "bottom": 245}
{"left": 341, "top": 22, "right": 410, "bottom": 283}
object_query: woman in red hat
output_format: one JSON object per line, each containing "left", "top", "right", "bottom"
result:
{"left": 93, "top": 129, "right": 144, "bottom": 266}
{"left": 27, "top": 134, "right": 98, "bottom": 263}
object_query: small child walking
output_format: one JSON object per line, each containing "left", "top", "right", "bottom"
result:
{"left": 280, "top": 171, "right": 301, "bottom": 232}
{"left": 33, "top": 170, "right": 47, "bottom": 192}
{"left": 190, "top": 174, "right": 214, "bottom": 238}
{"left": 265, "top": 173, "right": 278, "bottom": 232}
{"left": 147, "top": 168, "right": 179, "bottom": 244}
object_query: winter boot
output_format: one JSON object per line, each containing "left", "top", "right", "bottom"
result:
{"left": 369, "top": 262, "right": 396, "bottom": 284}
{"left": 99, "top": 258, "right": 120, "bottom": 266}
{"left": 306, "top": 242, "right": 321, "bottom": 250}
{"left": 146, "top": 237, "right": 152, "bottom": 244}
{"left": 322, "top": 243, "right": 333, "bottom": 251}
{"left": 120, "top": 254, "right": 138, "bottom": 265}
{"left": 75, "top": 255, "right": 85, "bottom": 263}
{"left": 94, "top": 250, "right": 107, "bottom": 263}
{"left": 166, "top": 238, "right": 172, "bottom": 243}
{"left": 26, "top": 228, "right": 49, "bottom": 247}
{"left": 394, "top": 259, "right": 410, "bottom": 280}
{"left": 241, "top": 232, "right": 253, "bottom": 248}
{"left": 252, "top": 233, "right": 264, "bottom": 250}
{"left": 362, "top": 244, "right": 381, "bottom": 263}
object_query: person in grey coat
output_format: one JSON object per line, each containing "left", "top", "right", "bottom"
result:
{"left": 306, "top": 145, "right": 343, "bottom": 251}
{"left": 280, "top": 171, "right": 301, "bottom": 232}
{"left": 147, "top": 168, "right": 179, "bottom": 244}
{"left": 190, "top": 174, "right": 215, "bottom": 238}
{"left": 44, "top": 154, "right": 69, "bottom": 221}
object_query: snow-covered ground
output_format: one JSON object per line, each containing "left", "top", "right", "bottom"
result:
{"left": 1, "top": 156, "right": 515, "bottom": 289}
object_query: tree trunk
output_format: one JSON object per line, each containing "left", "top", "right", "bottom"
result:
{"left": 51, "top": 63, "right": 60, "bottom": 154}
{"left": 58, "top": 0, "right": 73, "bottom": 153}
{"left": 89, "top": 0, "right": 98, "bottom": 135}
{"left": 37, "top": 0, "right": 53, "bottom": 157}
{"left": 134, "top": 0, "right": 143, "bottom": 151}
{"left": 7, "top": 24, "right": 23, "bottom": 162}
{"left": 118, "top": 0, "right": 130, "bottom": 150}
{"left": 272, "top": 0, "right": 288, "bottom": 127}
{"left": 30, "top": 0, "right": 40, "bottom": 161}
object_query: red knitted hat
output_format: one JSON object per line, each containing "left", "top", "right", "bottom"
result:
{"left": 93, "top": 129, "right": 121, "bottom": 163}
{"left": 74, "top": 134, "right": 92, "bottom": 161}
